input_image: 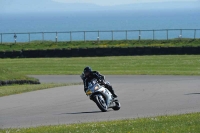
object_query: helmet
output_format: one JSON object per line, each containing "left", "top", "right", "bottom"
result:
{"left": 84, "top": 66, "right": 92, "bottom": 76}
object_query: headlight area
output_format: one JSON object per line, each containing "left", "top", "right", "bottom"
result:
{"left": 95, "top": 86, "right": 100, "bottom": 90}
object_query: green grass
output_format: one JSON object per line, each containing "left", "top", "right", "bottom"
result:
{"left": 0, "top": 67, "right": 37, "bottom": 81}
{"left": 0, "top": 55, "right": 200, "bottom": 75}
{"left": 1, "top": 39, "right": 200, "bottom": 51}
{"left": 0, "top": 83, "right": 81, "bottom": 97}
{"left": 1, "top": 112, "right": 199, "bottom": 133}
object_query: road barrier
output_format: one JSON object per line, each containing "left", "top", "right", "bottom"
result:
{"left": 0, "top": 80, "right": 40, "bottom": 86}
{"left": 0, "top": 47, "right": 200, "bottom": 58}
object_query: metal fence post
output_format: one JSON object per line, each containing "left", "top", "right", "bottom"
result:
{"left": 84, "top": 31, "right": 86, "bottom": 42}
{"left": 179, "top": 29, "right": 182, "bottom": 39}
{"left": 55, "top": 32, "right": 58, "bottom": 43}
{"left": 166, "top": 30, "right": 168, "bottom": 40}
{"left": 14, "top": 33, "right": 17, "bottom": 44}
{"left": 2, "top": 29, "right": 199, "bottom": 43}
{"left": 1, "top": 33, "right": 2, "bottom": 44}
{"left": 70, "top": 31, "right": 72, "bottom": 42}
{"left": 194, "top": 29, "right": 196, "bottom": 39}
{"left": 153, "top": 30, "right": 155, "bottom": 40}
{"left": 112, "top": 31, "right": 114, "bottom": 41}
{"left": 42, "top": 32, "right": 44, "bottom": 42}
{"left": 29, "top": 33, "right": 30, "bottom": 43}
{"left": 126, "top": 30, "right": 128, "bottom": 41}
{"left": 138, "top": 30, "right": 141, "bottom": 41}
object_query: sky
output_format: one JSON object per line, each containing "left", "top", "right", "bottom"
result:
{"left": 0, "top": 0, "right": 200, "bottom": 14}
{"left": 53, "top": 0, "right": 199, "bottom": 6}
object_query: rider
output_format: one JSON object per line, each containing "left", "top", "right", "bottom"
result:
{"left": 81, "top": 66, "right": 118, "bottom": 98}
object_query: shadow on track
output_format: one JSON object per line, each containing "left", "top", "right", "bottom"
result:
{"left": 185, "top": 93, "right": 200, "bottom": 95}
{"left": 62, "top": 111, "right": 105, "bottom": 115}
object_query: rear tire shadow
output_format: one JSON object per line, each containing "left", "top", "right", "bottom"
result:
{"left": 61, "top": 110, "right": 109, "bottom": 115}
{"left": 185, "top": 93, "right": 200, "bottom": 95}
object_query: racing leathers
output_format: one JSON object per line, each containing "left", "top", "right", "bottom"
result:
{"left": 81, "top": 71, "right": 117, "bottom": 98}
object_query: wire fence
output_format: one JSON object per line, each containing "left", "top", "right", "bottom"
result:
{"left": 1, "top": 29, "right": 200, "bottom": 44}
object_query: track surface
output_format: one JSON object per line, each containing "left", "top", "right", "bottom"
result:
{"left": 0, "top": 75, "right": 200, "bottom": 128}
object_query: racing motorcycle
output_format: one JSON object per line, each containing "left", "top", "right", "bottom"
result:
{"left": 85, "top": 79, "right": 121, "bottom": 112}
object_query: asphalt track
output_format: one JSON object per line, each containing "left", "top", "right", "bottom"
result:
{"left": 0, "top": 75, "right": 200, "bottom": 128}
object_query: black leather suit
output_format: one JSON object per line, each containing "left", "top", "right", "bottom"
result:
{"left": 81, "top": 71, "right": 116, "bottom": 97}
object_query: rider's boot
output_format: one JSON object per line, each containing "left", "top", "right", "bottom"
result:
{"left": 111, "top": 91, "right": 118, "bottom": 98}
{"left": 105, "top": 85, "right": 118, "bottom": 98}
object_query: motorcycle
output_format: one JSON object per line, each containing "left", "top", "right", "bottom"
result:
{"left": 85, "top": 79, "right": 121, "bottom": 112}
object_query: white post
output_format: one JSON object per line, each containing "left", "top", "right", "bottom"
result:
{"left": 138, "top": 30, "right": 141, "bottom": 40}
{"left": 55, "top": 32, "right": 58, "bottom": 42}
{"left": 14, "top": 34, "right": 17, "bottom": 44}
{"left": 179, "top": 29, "right": 182, "bottom": 39}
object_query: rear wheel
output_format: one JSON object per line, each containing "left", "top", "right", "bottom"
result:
{"left": 112, "top": 100, "right": 121, "bottom": 111}
{"left": 94, "top": 94, "right": 107, "bottom": 112}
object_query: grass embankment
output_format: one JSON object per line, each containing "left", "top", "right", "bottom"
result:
{"left": 0, "top": 67, "right": 39, "bottom": 87}
{"left": 1, "top": 113, "right": 199, "bottom": 133}
{"left": 0, "top": 83, "right": 81, "bottom": 97}
{"left": 1, "top": 39, "right": 200, "bottom": 51}
{"left": 0, "top": 55, "right": 199, "bottom": 75}
{"left": 0, "top": 67, "right": 36, "bottom": 81}
{"left": 0, "top": 67, "right": 80, "bottom": 96}
{"left": 0, "top": 67, "right": 81, "bottom": 97}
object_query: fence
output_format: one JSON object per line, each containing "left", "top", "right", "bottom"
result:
{"left": 1, "top": 29, "right": 200, "bottom": 44}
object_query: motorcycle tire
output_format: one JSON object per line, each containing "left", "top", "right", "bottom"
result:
{"left": 94, "top": 94, "right": 108, "bottom": 112}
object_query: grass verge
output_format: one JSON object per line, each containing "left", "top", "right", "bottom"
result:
{"left": 0, "top": 67, "right": 37, "bottom": 81}
{"left": 0, "top": 112, "right": 199, "bottom": 133}
{"left": 0, "top": 55, "right": 200, "bottom": 75}
{"left": 0, "top": 83, "right": 82, "bottom": 97}
{"left": 1, "top": 39, "right": 200, "bottom": 51}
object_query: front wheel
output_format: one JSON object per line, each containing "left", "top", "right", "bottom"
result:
{"left": 93, "top": 94, "right": 107, "bottom": 112}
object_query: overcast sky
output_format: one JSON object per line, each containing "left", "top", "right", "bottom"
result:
{"left": 53, "top": 0, "right": 198, "bottom": 6}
